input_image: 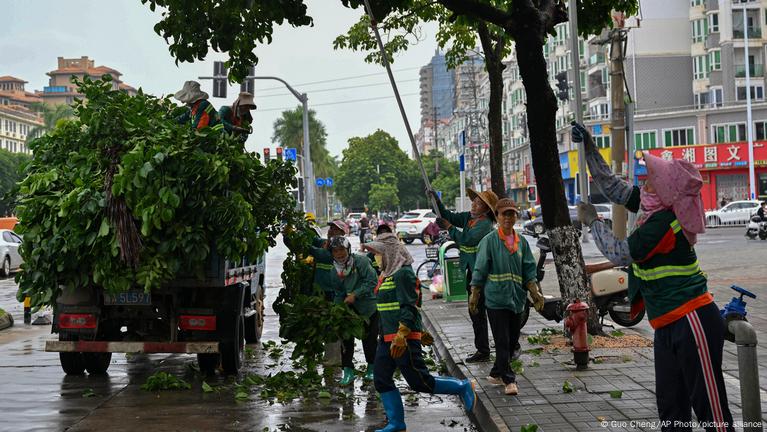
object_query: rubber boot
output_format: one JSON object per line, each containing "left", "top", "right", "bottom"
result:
{"left": 364, "top": 364, "right": 375, "bottom": 382}
{"left": 375, "top": 389, "right": 406, "bottom": 432}
{"left": 432, "top": 377, "right": 476, "bottom": 413}
{"left": 338, "top": 367, "right": 356, "bottom": 386}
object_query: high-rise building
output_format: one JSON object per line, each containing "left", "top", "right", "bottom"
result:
{"left": 417, "top": 51, "right": 457, "bottom": 156}
{"left": 39, "top": 56, "right": 137, "bottom": 106}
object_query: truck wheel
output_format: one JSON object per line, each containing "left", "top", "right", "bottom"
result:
{"left": 59, "top": 333, "right": 85, "bottom": 375}
{"left": 197, "top": 353, "right": 220, "bottom": 375}
{"left": 220, "top": 316, "right": 244, "bottom": 375}
{"left": 245, "top": 288, "right": 265, "bottom": 344}
{"left": 83, "top": 352, "right": 112, "bottom": 375}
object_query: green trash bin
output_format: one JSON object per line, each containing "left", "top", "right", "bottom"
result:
{"left": 439, "top": 241, "right": 467, "bottom": 302}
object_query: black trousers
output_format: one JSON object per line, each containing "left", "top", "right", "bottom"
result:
{"left": 373, "top": 339, "right": 435, "bottom": 394}
{"left": 341, "top": 311, "right": 380, "bottom": 368}
{"left": 467, "top": 268, "right": 490, "bottom": 355}
{"left": 487, "top": 308, "right": 522, "bottom": 384}
{"left": 655, "top": 302, "right": 734, "bottom": 432}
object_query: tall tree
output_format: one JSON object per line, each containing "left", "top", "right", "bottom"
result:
{"left": 0, "top": 149, "right": 32, "bottom": 216}
{"left": 271, "top": 106, "right": 336, "bottom": 177}
{"left": 26, "top": 103, "right": 73, "bottom": 144}
{"left": 368, "top": 175, "right": 400, "bottom": 212}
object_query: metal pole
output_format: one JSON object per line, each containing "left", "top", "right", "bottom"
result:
{"left": 744, "top": 6, "right": 757, "bottom": 200}
{"left": 728, "top": 320, "right": 763, "bottom": 432}
{"left": 626, "top": 102, "right": 637, "bottom": 232}
{"left": 568, "top": 0, "right": 589, "bottom": 242}
{"left": 610, "top": 29, "right": 627, "bottom": 240}
{"left": 362, "top": 0, "right": 440, "bottom": 217}
{"left": 302, "top": 96, "right": 315, "bottom": 215}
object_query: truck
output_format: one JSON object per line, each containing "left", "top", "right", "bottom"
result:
{"left": 44, "top": 253, "right": 267, "bottom": 375}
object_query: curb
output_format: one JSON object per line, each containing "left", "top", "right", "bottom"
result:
{"left": 0, "top": 311, "right": 13, "bottom": 331}
{"left": 422, "top": 306, "right": 509, "bottom": 432}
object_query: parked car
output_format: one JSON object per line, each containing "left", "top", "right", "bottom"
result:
{"left": 395, "top": 209, "right": 437, "bottom": 244}
{"left": 524, "top": 206, "right": 582, "bottom": 235}
{"left": 593, "top": 203, "right": 613, "bottom": 229}
{"left": 705, "top": 200, "right": 761, "bottom": 227}
{"left": 0, "top": 229, "right": 23, "bottom": 277}
{"left": 346, "top": 212, "right": 366, "bottom": 235}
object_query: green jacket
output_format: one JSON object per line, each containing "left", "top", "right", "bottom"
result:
{"left": 309, "top": 237, "right": 335, "bottom": 295}
{"left": 471, "top": 230, "right": 537, "bottom": 313}
{"left": 376, "top": 266, "right": 423, "bottom": 342}
{"left": 627, "top": 209, "right": 711, "bottom": 329}
{"left": 219, "top": 105, "right": 252, "bottom": 140}
{"left": 330, "top": 254, "right": 378, "bottom": 318}
{"left": 437, "top": 200, "right": 494, "bottom": 273}
{"left": 177, "top": 99, "right": 220, "bottom": 130}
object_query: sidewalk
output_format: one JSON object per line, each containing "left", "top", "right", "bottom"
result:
{"left": 422, "top": 298, "right": 766, "bottom": 432}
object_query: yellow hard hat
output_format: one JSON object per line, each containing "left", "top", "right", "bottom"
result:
{"left": 304, "top": 212, "right": 316, "bottom": 222}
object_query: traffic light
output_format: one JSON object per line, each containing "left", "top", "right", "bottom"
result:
{"left": 240, "top": 66, "right": 255, "bottom": 94}
{"left": 213, "top": 61, "right": 227, "bottom": 98}
{"left": 263, "top": 148, "right": 271, "bottom": 161}
{"left": 276, "top": 147, "right": 283, "bottom": 161}
{"left": 555, "top": 71, "right": 569, "bottom": 101}
{"left": 527, "top": 185, "right": 538, "bottom": 203}
{"left": 297, "top": 177, "right": 305, "bottom": 203}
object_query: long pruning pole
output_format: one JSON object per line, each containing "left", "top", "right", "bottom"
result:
{"left": 361, "top": 0, "right": 441, "bottom": 217}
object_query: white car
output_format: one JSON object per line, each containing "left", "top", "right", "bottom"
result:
{"left": 593, "top": 203, "right": 613, "bottom": 229}
{"left": 346, "top": 212, "right": 366, "bottom": 235}
{"left": 395, "top": 209, "right": 437, "bottom": 244}
{"left": 0, "top": 229, "right": 23, "bottom": 277}
{"left": 705, "top": 200, "right": 761, "bottom": 227}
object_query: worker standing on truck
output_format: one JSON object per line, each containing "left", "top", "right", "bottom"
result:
{"left": 363, "top": 233, "right": 476, "bottom": 432}
{"left": 174, "top": 81, "right": 219, "bottom": 130}
{"left": 327, "top": 236, "right": 379, "bottom": 386}
{"left": 219, "top": 92, "right": 255, "bottom": 143}
{"left": 573, "top": 123, "right": 734, "bottom": 431}
{"left": 306, "top": 219, "right": 350, "bottom": 301}
{"left": 427, "top": 188, "right": 497, "bottom": 364}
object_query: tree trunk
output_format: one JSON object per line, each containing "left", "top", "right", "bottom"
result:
{"left": 512, "top": 11, "right": 601, "bottom": 333}
{"left": 477, "top": 25, "right": 507, "bottom": 199}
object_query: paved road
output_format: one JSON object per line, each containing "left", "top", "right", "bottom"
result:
{"left": 0, "top": 236, "right": 476, "bottom": 432}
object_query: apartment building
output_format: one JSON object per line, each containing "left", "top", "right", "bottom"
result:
{"left": 39, "top": 56, "right": 137, "bottom": 106}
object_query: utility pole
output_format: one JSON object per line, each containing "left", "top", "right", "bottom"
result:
{"left": 568, "top": 0, "right": 589, "bottom": 243}
{"left": 744, "top": 5, "right": 757, "bottom": 200}
{"left": 609, "top": 27, "right": 628, "bottom": 240}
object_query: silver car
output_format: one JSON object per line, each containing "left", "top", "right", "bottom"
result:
{"left": 0, "top": 229, "right": 23, "bottom": 277}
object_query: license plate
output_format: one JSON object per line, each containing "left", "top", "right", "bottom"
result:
{"left": 104, "top": 291, "right": 152, "bottom": 306}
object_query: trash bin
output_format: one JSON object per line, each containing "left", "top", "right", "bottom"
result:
{"left": 439, "top": 241, "right": 467, "bottom": 302}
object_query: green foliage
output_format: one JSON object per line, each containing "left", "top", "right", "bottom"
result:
{"left": 609, "top": 390, "right": 623, "bottom": 399}
{"left": 575, "top": 0, "right": 640, "bottom": 38}
{"left": 141, "top": 371, "right": 191, "bottom": 391}
{"left": 520, "top": 425, "right": 539, "bottom": 432}
{"left": 140, "top": 0, "right": 313, "bottom": 82}
{"left": 271, "top": 106, "right": 337, "bottom": 178}
{"left": 510, "top": 359, "right": 524, "bottom": 375}
{"left": 368, "top": 178, "right": 399, "bottom": 212}
{"left": 422, "top": 151, "right": 460, "bottom": 206}
{"left": 27, "top": 102, "right": 73, "bottom": 144}
{"left": 201, "top": 381, "right": 214, "bottom": 393}
{"left": 82, "top": 389, "right": 96, "bottom": 398}
{"left": 15, "top": 76, "right": 297, "bottom": 308}
{"left": 562, "top": 380, "right": 574, "bottom": 393}
{"left": 610, "top": 329, "right": 625, "bottom": 337}
{"left": 0, "top": 150, "right": 31, "bottom": 216}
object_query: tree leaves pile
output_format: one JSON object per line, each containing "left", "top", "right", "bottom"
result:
{"left": 15, "top": 76, "right": 297, "bottom": 307}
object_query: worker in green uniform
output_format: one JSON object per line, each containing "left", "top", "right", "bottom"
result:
{"left": 470, "top": 198, "right": 545, "bottom": 396}
{"left": 363, "top": 233, "right": 476, "bottom": 432}
{"left": 428, "top": 188, "right": 497, "bottom": 363}
{"left": 573, "top": 123, "right": 734, "bottom": 431}
{"left": 307, "top": 219, "right": 350, "bottom": 301}
{"left": 327, "top": 236, "right": 379, "bottom": 386}
{"left": 174, "top": 81, "right": 219, "bottom": 130}
{"left": 219, "top": 92, "right": 255, "bottom": 143}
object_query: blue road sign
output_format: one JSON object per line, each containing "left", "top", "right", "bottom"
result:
{"left": 459, "top": 130, "right": 466, "bottom": 147}
{"left": 316, "top": 178, "right": 325, "bottom": 187}
{"left": 285, "top": 148, "right": 297, "bottom": 161}
{"left": 437, "top": 191, "right": 443, "bottom": 199}
{"left": 325, "top": 177, "right": 333, "bottom": 187}
{"left": 592, "top": 124, "right": 603, "bottom": 135}
{"left": 459, "top": 154, "right": 465, "bottom": 172}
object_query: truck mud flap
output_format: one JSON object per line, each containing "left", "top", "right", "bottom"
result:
{"left": 45, "top": 340, "right": 218, "bottom": 354}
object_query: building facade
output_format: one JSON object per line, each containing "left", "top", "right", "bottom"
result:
{"left": 0, "top": 76, "right": 43, "bottom": 154}
{"left": 39, "top": 56, "right": 136, "bottom": 105}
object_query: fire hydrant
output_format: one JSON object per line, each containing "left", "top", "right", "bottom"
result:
{"left": 564, "top": 299, "right": 590, "bottom": 370}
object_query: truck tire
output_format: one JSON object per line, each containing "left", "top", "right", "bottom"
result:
{"left": 59, "top": 333, "right": 85, "bottom": 375}
{"left": 83, "top": 352, "right": 112, "bottom": 375}
{"left": 244, "top": 287, "right": 265, "bottom": 344}
{"left": 197, "top": 353, "right": 220, "bottom": 375}
{"left": 220, "top": 316, "right": 244, "bottom": 375}
{"left": 220, "top": 283, "right": 246, "bottom": 375}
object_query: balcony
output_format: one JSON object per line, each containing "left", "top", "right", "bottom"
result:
{"left": 733, "top": 27, "right": 762, "bottom": 39}
{"left": 589, "top": 53, "right": 606, "bottom": 66}
{"left": 705, "top": 0, "right": 718, "bottom": 11}
{"left": 735, "top": 63, "right": 764, "bottom": 77}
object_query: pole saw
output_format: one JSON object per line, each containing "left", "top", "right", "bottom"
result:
{"left": 361, "top": 0, "right": 442, "bottom": 218}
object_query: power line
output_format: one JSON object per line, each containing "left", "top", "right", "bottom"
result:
{"left": 256, "top": 79, "right": 420, "bottom": 99}
{"left": 256, "top": 92, "right": 419, "bottom": 112}
{"left": 255, "top": 66, "right": 422, "bottom": 92}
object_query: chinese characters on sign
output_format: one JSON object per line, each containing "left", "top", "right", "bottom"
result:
{"left": 727, "top": 145, "right": 741, "bottom": 161}
{"left": 642, "top": 142, "right": 767, "bottom": 171}
{"left": 704, "top": 147, "right": 717, "bottom": 163}
{"left": 661, "top": 150, "right": 673, "bottom": 161}
{"left": 682, "top": 148, "right": 696, "bottom": 163}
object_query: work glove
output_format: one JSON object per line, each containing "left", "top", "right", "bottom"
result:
{"left": 468, "top": 287, "right": 481, "bottom": 316}
{"left": 426, "top": 188, "right": 441, "bottom": 204}
{"left": 390, "top": 323, "right": 411, "bottom": 359}
{"left": 571, "top": 122, "right": 596, "bottom": 154}
{"left": 577, "top": 202, "right": 599, "bottom": 227}
{"left": 343, "top": 293, "right": 356, "bottom": 305}
{"left": 572, "top": 122, "right": 633, "bottom": 205}
{"left": 436, "top": 217, "right": 452, "bottom": 230}
{"left": 526, "top": 280, "right": 545, "bottom": 313}
{"left": 420, "top": 330, "right": 434, "bottom": 346}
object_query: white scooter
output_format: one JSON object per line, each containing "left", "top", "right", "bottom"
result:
{"left": 745, "top": 215, "right": 767, "bottom": 240}
{"left": 522, "top": 236, "right": 645, "bottom": 328}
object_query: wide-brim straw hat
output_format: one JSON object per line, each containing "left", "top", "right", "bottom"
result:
{"left": 467, "top": 188, "right": 499, "bottom": 212}
{"left": 235, "top": 92, "right": 256, "bottom": 110}
{"left": 174, "top": 81, "right": 209, "bottom": 104}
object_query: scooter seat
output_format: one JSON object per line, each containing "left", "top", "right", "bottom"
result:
{"left": 585, "top": 261, "right": 616, "bottom": 275}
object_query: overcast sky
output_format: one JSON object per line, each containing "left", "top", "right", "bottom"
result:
{"left": 1, "top": 0, "right": 440, "bottom": 158}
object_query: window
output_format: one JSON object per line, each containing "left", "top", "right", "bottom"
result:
{"left": 691, "top": 19, "right": 708, "bottom": 43}
{"left": 635, "top": 131, "right": 658, "bottom": 150}
{"left": 736, "top": 85, "right": 764, "bottom": 101}
{"left": 710, "top": 87, "right": 723, "bottom": 107}
{"left": 691, "top": 0, "right": 703, "bottom": 5}
{"left": 594, "top": 135, "right": 611, "bottom": 148}
{"left": 580, "top": 71, "right": 586, "bottom": 93}
{"left": 756, "top": 120, "right": 767, "bottom": 140}
{"left": 664, "top": 128, "right": 695, "bottom": 147}
{"left": 709, "top": 13, "right": 719, "bottom": 33}
{"left": 709, "top": 50, "right": 721, "bottom": 70}
{"left": 695, "top": 92, "right": 710, "bottom": 109}
{"left": 693, "top": 56, "right": 710, "bottom": 79}
{"left": 713, "top": 123, "right": 747, "bottom": 143}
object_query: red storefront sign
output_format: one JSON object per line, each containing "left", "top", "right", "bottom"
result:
{"left": 643, "top": 141, "right": 767, "bottom": 170}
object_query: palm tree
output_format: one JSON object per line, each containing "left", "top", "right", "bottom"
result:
{"left": 271, "top": 106, "right": 336, "bottom": 177}
{"left": 26, "top": 103, "right": 73, "bottom": 143}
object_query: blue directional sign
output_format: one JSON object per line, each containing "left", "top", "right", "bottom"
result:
{"left": 316, "top": 178, "right": 325, "bottom": 187}
{"left": 437, "top": 191, "right": 443, "bottom": 199}
{"left": 284, "top": 148, "right": 297, "bottom": 161}
{"left": 459, "top": 154, "right": 465, "bottom": 172}
{"left": 325, "top": 177, "right": 334, "bottom": 187}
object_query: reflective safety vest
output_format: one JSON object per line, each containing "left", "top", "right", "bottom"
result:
{"left": 375, "top": 266, "right": 422, "bottom": 342}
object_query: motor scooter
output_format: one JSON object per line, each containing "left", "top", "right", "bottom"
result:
{"left": 745, "top": 215, "right": 767, "bottom": 240}
{"left": 521, "top": 236, "right": 645, "bottom": 328}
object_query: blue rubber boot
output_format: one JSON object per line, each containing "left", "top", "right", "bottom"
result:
{"left": 375, "top": 390, "right": 407, "bottom": 432}
{"left": 432, "top": 377, "right": 476, "bottom": 413}
{"left": 338, "top": 367, "right": 356, "bottom": 386}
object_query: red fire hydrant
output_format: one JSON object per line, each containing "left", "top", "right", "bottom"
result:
{"left": 564, "top": 299, "right": 590, "bottom": 370}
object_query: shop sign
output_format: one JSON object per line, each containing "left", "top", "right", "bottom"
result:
{"left": 644, "top": 142, "right": 767, "bottom": 171}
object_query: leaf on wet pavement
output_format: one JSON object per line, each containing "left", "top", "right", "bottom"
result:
{"left": 82, "top": 389, "right": 96, "bottom": 398}
{"left": 202, "top": 381, "right": 214, "bottom": 393}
